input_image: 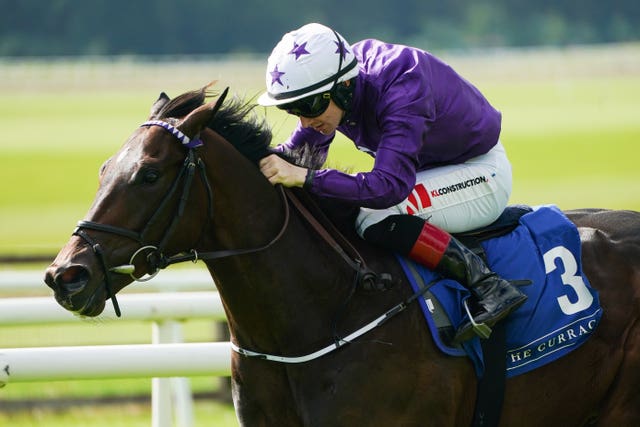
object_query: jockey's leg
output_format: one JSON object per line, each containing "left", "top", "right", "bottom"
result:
{"left": 357, "top": 142, "right": 524, "bottom": 341}
{"left": 362, "top": 214, "right": 527, "bottom": 342}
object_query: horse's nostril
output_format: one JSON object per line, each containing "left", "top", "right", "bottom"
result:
{"left": 44, "top": 270, "right": 57, "bottom": 290}
{"left": 47, "top": 265, "right": 91, "bottom": 296}
{"left": 60, "top": 267, "right": 82, "bottom": 284}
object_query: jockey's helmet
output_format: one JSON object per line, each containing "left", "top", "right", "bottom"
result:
{"left": 257, "top": 23, "right": 359, "bottom": 110}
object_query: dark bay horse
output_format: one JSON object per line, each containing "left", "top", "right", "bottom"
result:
{"left": 44, "top": 86, "right": 640, "bottom": 426}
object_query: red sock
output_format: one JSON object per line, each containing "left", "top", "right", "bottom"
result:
{"left": 407, "top": 222, "right": 451, "bottom": 269}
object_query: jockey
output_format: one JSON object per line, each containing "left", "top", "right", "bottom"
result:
{"left": 257, "top": 22, "right": 527, "bottom": 342}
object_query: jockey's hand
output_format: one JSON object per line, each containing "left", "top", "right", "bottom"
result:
{"left": 259, "top": 154, "right": 307, "bottom": 188}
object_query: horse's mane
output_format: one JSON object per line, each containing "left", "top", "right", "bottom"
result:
{"left": 154, "top": 86, "right": 361, "bottom": 233}
{"left": 155, "top": 86, "right": 273, "bottom": 164}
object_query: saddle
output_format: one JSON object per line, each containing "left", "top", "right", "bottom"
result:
{"left": 403, "top": 204, "right": 534, "bottom": 346}
{"left": 454, "top": 204, "right": 533, "bottom": 257}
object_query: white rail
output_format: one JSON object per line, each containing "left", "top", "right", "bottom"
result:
{"left": 0, "top": 291, "right": 226, "bottom": 325}
{"left": 0, "top": 269, "right": 232, "bottom": 427}
{"left": 0, "top": 268, "right": 213, "bottom": 292}
{"left": 0, "top": 342, "right": 231, "bottom": 384}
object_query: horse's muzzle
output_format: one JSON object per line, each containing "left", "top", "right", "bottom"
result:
{"left": 44, "top": 264, "right": 103, "bottom": 315}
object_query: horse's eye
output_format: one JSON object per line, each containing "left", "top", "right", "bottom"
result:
{"left": 143, "top": 169, "right": 160, "bottom": 184}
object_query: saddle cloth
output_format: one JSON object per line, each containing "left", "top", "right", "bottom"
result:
{"left": 396, "top": 205, "right": 602, "bottom": 378}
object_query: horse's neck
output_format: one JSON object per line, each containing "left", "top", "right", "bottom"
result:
{"left": 203, "top": 206, "right": 357, "bottom": 355}
{"left": 199, "top": 138, "right": 356, "bottom": 354}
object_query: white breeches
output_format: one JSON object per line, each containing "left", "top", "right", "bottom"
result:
{"left": 356, "top": 142, "right": 512, "bottom": 236}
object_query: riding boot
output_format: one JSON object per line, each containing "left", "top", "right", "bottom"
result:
{"left": 408, "top": 221, "right": 528, "bottom": 343}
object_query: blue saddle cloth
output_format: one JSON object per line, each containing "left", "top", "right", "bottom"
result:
{"left": 397, "top": 205, "right": 602, "bottom": 378}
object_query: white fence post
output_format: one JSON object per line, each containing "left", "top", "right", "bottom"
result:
{"left": 152, "top": 320, "right": 195, "bottom": 427}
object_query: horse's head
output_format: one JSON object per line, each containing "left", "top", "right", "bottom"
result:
{"left": 44, "top": 86, "right": 229, "bottom": 316}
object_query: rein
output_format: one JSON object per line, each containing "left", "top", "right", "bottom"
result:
{"left": 161, "top": 185, "right": 290, "bottom": 266}
{"left": 285, "top": 189, "right": 392, "bottom": 291}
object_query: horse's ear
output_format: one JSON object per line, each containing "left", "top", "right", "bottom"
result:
{"left": 149, "top": 92, "right": 171, "bottom": 119}
{"left": 178, "top": 87, "right": 229, "bottom": 137}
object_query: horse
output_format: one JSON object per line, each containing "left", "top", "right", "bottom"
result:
{"left": 44, "top": 85, "right": 640, "bottom": 426}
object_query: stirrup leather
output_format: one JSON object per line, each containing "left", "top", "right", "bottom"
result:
{"left": 462, "top": 299, "right": 492, "bottom": 339}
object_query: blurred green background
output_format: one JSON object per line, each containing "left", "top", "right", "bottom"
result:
{"left": 1, "top": 1, "right": 639, "bottom": 426}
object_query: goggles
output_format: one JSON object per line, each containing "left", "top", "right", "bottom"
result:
{"left": 278, "top": 92, "right": 331, "bottom": 118}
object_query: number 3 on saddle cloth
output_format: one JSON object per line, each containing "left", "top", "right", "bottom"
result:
{"left": 396, "top": 205, "right": 602, "bottom": 378}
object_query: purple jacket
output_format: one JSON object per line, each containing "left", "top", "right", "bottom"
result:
{"left": 280, "top": 39, "right": 502, "bottom": 209}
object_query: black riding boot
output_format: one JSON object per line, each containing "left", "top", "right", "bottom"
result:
{"left": 433, "top": 235, "right": 528, "bottom": 342}
{"left": 363, "top": 215, "right": 527, "bottom": 342}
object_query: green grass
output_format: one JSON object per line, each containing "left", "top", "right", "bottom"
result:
{"left": 487, "top": 76, "right": 640, "bottom": 208}
{"left": 1, "top": 45, "right": 639, "bottom": 426}
{"left": 0, "top": 400, "right": 238, "bottom": 427}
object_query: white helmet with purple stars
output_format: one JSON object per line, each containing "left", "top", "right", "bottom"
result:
{"left": 257, "top": 23, "right": 359, "bottom": 106}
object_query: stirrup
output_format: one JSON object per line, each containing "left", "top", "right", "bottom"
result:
{"left": 462, "top": 299, "right": 492, "bottom": 339}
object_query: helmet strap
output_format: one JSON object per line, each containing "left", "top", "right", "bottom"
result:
{"left": 332, "top": 78, "right": 356, "bottom": 113}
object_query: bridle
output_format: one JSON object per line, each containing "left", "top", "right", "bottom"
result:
{"left": 73, "top": 119, "right": 388, "bottom": 318}
{"left": 73, "top": 119, "right": 291, "bottom": 316}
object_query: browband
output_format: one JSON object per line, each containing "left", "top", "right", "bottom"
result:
{"left": 140, "top": 120, "right": 203, "bottom": 148}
